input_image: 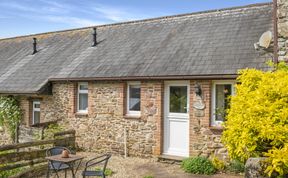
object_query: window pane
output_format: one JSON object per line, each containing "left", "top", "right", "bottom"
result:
{"left": 215, "top": 84, "right": 232, "bottom": 121}
{"left": 129, "top": 86, "right": 140, "bottom": 111}
{"left": 169, "top": 86, "right": 187, "bottom": 113}
{"left": 33, "top": 111, "right": 40, "bottom": 124}
{"left": 80, "top": 84, "right": 88, "bottom": 90}
{"left": 34, "top": 103, "right": 40, "bottom": 109}
{"left": 79, "top": 93, "right": 88, "bottom": 111}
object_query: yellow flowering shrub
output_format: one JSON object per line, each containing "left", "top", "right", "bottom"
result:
{"left": 264, "top": 144, "right": 288, "bottom": 176}
{"left": 222, "top": 62, "right": 288, "bottom": 176}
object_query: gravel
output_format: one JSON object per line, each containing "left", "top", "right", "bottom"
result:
{"left": 40, "top": 152, "right": 243, "bottom": 178}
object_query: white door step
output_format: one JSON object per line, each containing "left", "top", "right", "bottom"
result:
{"left": 157, "top": 154, "right": 186, "bottom": 164}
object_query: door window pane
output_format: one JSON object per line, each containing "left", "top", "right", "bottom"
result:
{"left": 215, "top": 84, "right": 232, "bottom": 121}
{"left": 169, "top": 86, "right": 187, "bottom": 113}
{"left": 129, "top": 85, "right": 140, "bottom": 111}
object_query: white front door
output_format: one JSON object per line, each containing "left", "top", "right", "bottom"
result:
{"left": 164, "top": 81, "right": 189, "bottom": 157}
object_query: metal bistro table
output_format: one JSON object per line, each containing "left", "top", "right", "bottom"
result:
{"left": 46, "top": 154, "right": 84, "bottom": 178}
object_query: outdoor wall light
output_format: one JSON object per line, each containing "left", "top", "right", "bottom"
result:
{"left": 194, "top": 83, "right": 202, "bottom": 97}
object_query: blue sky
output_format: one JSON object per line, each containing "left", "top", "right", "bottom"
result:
{"left": 0, "top": 0, "right": 271, "bottom": 39}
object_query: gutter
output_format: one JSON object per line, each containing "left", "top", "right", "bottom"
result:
{"left": 0, "top": 75, "right": 238, "bottom": 95}
{"left": 273, "top": 0, "right": 279, "bottom": 64}
{"left": 48, "top": 74, "right": 238, "bottom": 82}
{"left": 0, "top": 91, "right": 39, "bottom": 95}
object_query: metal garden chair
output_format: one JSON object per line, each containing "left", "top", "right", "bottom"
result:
{"left": 46, "top": 146, "right": 71, "bottom": 178}
{"left": 82, "top": 154, "right": 112, "bottom": 178}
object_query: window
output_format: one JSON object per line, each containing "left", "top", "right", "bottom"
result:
{"left": 127, "top": 82, "right": 141, "bottom": 115}
{"left": 211, "top": 81, "right": 235, "bottom": 126}
{"left": 32, "top": 101, "right": 40, "bottom": 125}
{"left": 78, "top": 82, "right": 88, "bottom": 113}
{"left": 169, "top": 86, "right": 188, "bottom": 113}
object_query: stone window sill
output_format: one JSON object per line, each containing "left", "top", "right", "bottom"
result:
{"left": 124, "top": 114, "right": 141, "bottom": 120}
{"left": 75, "top": 112, "right": 88, "bottom": 117}
{"left": 209, "top": 126, "right": 224, "bottom": 131}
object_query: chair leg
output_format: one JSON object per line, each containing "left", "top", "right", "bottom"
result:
{"left": 65, "top": 169, "right": 67, "bottom": 178}
{"left": 46, "top": 167, "right": 50, "bottom": 178}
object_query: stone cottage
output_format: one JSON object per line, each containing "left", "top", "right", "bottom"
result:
{"left": 0, "top": 1, "right": 287, "bottom": 159}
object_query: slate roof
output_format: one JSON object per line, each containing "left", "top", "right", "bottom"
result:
{"left": 0, "top": 3, "right": 273, "bottom": 94}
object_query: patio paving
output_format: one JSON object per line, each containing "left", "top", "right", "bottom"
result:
{"left": 40, "top": 152, "right": 243, "bottom": 178}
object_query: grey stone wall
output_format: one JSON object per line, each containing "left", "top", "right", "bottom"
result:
{"left": 278, "top": 0, "right": 288, "bottom": 61}
{"left": 18, "top": 125, "right": 42, "bottom": 143}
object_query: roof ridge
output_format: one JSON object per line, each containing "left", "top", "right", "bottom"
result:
{"left": 0, "top": 2, "right": 272, "bottom": 42}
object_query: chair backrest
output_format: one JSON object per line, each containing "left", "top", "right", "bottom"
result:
{"left": 86, "top": 154, "right": 112, "bottom": 172}
{"left": 102, "top": 154, "right": 111, "bottom": 172}
{"left": 46, "top": 146, "right": 71, "bottom": 157}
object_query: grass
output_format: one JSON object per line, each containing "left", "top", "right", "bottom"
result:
{"left": 143, "top": 175, "right": 154, "bottom": 178}
{"left": 95, "top": 167, "right": 114, "bottom": 176}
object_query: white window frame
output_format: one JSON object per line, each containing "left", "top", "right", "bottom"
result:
{"left": 32, "top": 101, "right": 40, "bottom": 125}
{"left": 78, "top": 82, "right": 88, "bottom": 113}
{"left": 211, "top": 80, "right": 236, "bottom": 127}
{"left": 127, "top": 82, "right": 141, "bottom": 116}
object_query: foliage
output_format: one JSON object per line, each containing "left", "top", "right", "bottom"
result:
{"left": 0, "top": 96, "right": 22, "bottom": 141}
{"left": 0, "top": 151, "right": 24, "bottom": 178}
{"left": 181, "top": 157, "right": 216, "bottom": 175}
{"left": 264, "top": 144, "right": 288, "bottom": 177}
{"left": 267, "top": 60, "right": 288, "bottom": 71}
{"left": 44, "top": 123, "right": 63, "bottom": 139}
{"left": 143, "top": 175, "right": 154, "bottom": 178}
{"left": 226, "top": 160, "right": 245, "bottom": 173}
{"left": 95, "top": 167, "right": 113, "bottom": 176}
{"left": 211, "top": 156, "right": 226, "bottom": 171}
{"left": 0, "top": 166, "right": 24, "bottom": 178}
{"left": 34, "top": 123, "right": 63, "bottom": 140}
{"left": 222, "top": 61, "right": 288, "bottom": 176}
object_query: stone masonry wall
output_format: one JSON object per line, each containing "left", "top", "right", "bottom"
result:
{"left": 189, "top": 80, "right": 227, "bottom": 160}
{"left": 18, "top": 96, "right": 45, "bottom": 143}
{"left": 1, "top": 80, "right": 226, "bottom": 158}
{"left": 277, "top": 0, "right": 288, "bottom": 61}
{"left": 42, "top": 81, "right": 163, "bottom": 157}
{"left": 47, "top": 80, "right": 222, "bottom": 158}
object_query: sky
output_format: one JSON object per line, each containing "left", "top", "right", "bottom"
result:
{"left": 0, "top": 0, "right": 271, "bottom": 39}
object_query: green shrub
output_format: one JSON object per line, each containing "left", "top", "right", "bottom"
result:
{"left": 0, "top": 96, "right": 22, "bottom": 141}
{"left": 34, "top": 123, "right": 64, "bottom": 141}
{"left": 211, "top": 156, "right": 226, "bottom": 171}
{"left": 181, "top": 157, "right": 216, "bottom": 175}
{"left": 226, "top": 160, "right": 245, "bottom": 173}
{"left": 44, "top": 123, "right": 64, "bottom": 139}
{"left": 143, "top": 175, "right": 154, "bottom": 178}
{"left": 0, "top": 167, "right": 24, "bottom": 178}
{"left": 222, "top": 61, "right": 288, "bottom": 176}
{"left": 95, "top": 167, "right": 113, "bottom": 176}
{"left": 0, "top": 151, "right": 24, "bottom": 178}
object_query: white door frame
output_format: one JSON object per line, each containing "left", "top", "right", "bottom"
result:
{"left": 163, "top": 81, "right": 190, "bottom": 157}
